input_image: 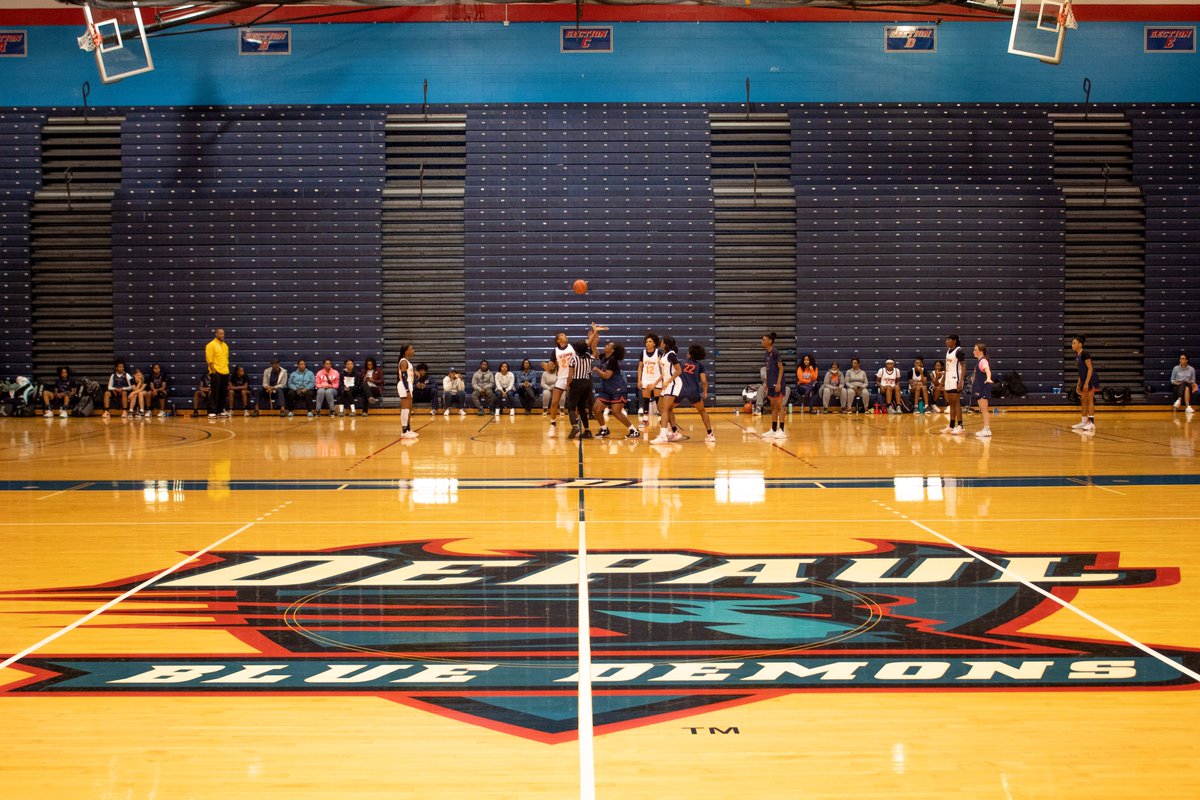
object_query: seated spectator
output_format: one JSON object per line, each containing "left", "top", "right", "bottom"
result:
{"left": 412, "top": 363, "right": 437, "bottom": 413}
{"left": 338, "top": 358, "right": 358, "bottom": 415}
{"left": 1172, "top": 353, "right": 1196, "bottom": 414}
{"left": 931, "top": 359, "right": 947, "bottom": 410}
{"left": 193, "top": 373, "right": 212, "bottom": 417}
{"left": 103, "top": 360, "right": 133, "bottom": 419}
{"left": 286, "top": 359, "right": 316, "bottom": 417}
{"left": 42, "top": 366, "right": 76, "bottom": 418}
{"left": 909, "top": 357, "right": 930, "bottom": 414}
{"left": 442, "top": 368, "right": 467, "bottom": 416}
{"left": 516, "top": 358, "right": 538, "bottom": 414}
{"left": 360, "top": 357, "right": 384, "bottom": 414}
{"left": 876, "top": 359, "right": 902, "bottom": 413}
{"left": 819, "top": 362, "right": 843, "bottom": 413}
{"left": 314, "top": 359, "right": 341, "bottom": 417}
{"left": 494, "top": 362, "right": 518, "bottom": 417}
{"left": 541, "top": 363, "right": 559, "bottom": 413}
{"left": 795, "top": 354, "right": 819, "bottom": 413}
{"left": 471, "top": 360, "right": 495, "bottom": 415}
{"left": 147, "top": 364, "right": 169, "bottom": 417}
{"left": 228, "top": 365, "right": 252, "bottom": 415}
{"left": 259, "top": 359, "right": 288, "bottom": 416}
{"left": 128, "top": 368, "right": 150, "bottom": 418}
{"left": 843, "top": 358, "right": 869, "bottom": 413}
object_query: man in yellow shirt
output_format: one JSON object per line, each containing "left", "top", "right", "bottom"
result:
{"left": 205, "top": 328, "right": 230, "bottom": 418}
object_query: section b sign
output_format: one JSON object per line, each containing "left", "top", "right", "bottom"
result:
{"left": 561, "top": 26, "right": 613, "bottom": 53}
{"left": 239, "top": 29, "right": 291, "bottom": 56}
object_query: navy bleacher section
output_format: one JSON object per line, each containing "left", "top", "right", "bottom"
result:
{"left": 0, "top": 112, "right": 43, "bottom": 378}
{"left": 791, "top": 107, "right": 1065, "bottom": 393}
{"left": 464, "top": 105, "right": 714, "bottom": 380}
{"left": 113, "top": 112, "right": 386, "bottom": 400}
{"left": 1130, "top": 105, "right": 1200, "bottom": 389}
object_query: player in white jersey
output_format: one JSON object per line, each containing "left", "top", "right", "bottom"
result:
{"left": 652, "top": 335, "right": 684, "bottom": 443}
{"left": 941, "top": 333, "right": 966, "bottom": 435}
{"left": 396, "top": 344, "right": 418, "bottom": 439}
{"left": 636, "top": 332, "right": 662, "bottom": 428}
{"left": 542, "top": 331, "right": 574, "bottom": 436}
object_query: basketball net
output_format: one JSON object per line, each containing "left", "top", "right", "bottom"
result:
{"left": 1057, "top": 0, "right": 1079, "bottom": 30}
{"left": 77, "top": 23, "right": 102, "bottom": 52}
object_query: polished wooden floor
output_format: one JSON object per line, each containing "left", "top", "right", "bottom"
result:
{"left": 2, "top": 407, "right": 1198, "bottom": 799}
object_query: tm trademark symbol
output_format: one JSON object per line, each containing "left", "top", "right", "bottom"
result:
{"left": 683, "top": 726, "right": 740, "bottom": 735}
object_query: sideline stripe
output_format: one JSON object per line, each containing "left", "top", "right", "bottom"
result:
{"left": 576, "top": 433, "right": 595, "bottom": 800}
{"left": 874, "top": 501, "right": 1200, "bottom": 684}
{"left": 6, "top": 473, "right": 1200, "bottom": 493}
{"left": 0, "top": 500, "right": 291, "bottom": 673}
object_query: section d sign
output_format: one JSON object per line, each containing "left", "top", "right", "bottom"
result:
{"left": 885, "top": 26, "right": 936, "bottom": 52}
{"left": 1145, "top": 27, "right": 1196, "bottom": 53}
{"left": 0, "top": 31, "right": 27, "bottom": 57}
{"left": 561, "top": 26, "right": 613, "bottom": 53}
{"left": 239, "top": 28, "right": 291, "bottom": 55}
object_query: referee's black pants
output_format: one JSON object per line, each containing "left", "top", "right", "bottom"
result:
{"left": 567, "top": 381, "right": 593, "bottom": 428}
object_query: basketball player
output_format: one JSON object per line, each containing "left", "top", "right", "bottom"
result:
{"left": 397, "top": 344, "right": 418, "bottom": 439}
{"left": 652, "top": 335, "right": 684, "bottom": 443}
{"left": 1071, "top": 335, "right": 1098, "bottom": 432}
{"left": 543, "top": 331, "right": 575, "bottom": 437}
{"left": 941, "top": 334, "right": 966, "bottom": 435}
{"left": 593, "top": 340, "right": 639, "bottom": 439}
{"left": 636, "top": 333, "right": 662, "bottom": 429}
{"left": 972, "top": 343, "right": 994, "bottom": 438}
{"left": 679, "top": 344, "right": 715, "bottom": 442}
{"left": 761, "top": 332, "right": 786, "bottom": 439}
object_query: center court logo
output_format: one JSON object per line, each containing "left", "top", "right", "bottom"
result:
{"left": 3, "top": 540, "right": 1196, "bottom": 742}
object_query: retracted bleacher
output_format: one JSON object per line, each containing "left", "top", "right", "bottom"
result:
{"left": 0, "top": 112, "right": 43, "bottom": 378}
{"left": 1129, "top": 105, "right": 1200, "bottom": 391}
{"left": 464, "top": 104, "right": 715, "bottom": 381}
{"left": 113, "top": 111, "right": 386, "bottom": 401}
{"left": 791, "top": 105, "right": 1064, "bottom": 394}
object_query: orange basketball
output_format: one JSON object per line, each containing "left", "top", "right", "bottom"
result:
{"left": 743, "top": 402, "right": 752, "bottom": 413}
{"left": 572, "top": 279, "right": 588, "bottom": 295}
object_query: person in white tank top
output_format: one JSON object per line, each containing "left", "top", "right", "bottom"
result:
{"left": 636, "top": 332, "right": 662, "bottom": 427}
{"left": 396, "top": 344, "right": 418, "bottom": 439}
{"left": 941, "top": 334, "right": 966, "bottom": 435}
{"left": 542, "top": 331, "right": 573, "bottom": 435}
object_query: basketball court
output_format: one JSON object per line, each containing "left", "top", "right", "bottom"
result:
{"left": 3, "top": 408, "right": 1197, "bottom": 798}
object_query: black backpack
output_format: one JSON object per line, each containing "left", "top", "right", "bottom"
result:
{"left": 1006, "top": 370, "right": 1027, "bottom": 397}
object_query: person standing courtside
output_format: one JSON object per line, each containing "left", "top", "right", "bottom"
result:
{"left": 761, "top": 332, "right": 786, "bottom": 440}
{"left": 205, "top": 328, "right": 230, "bottom": 418}
{"left": 941, "top": 334, "right": 966, "bottom": 436}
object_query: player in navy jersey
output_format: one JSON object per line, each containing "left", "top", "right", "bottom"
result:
{"left": 42, "top": 366, "right": 76, "bottom": 418}
{"left": 760, "top": 332, "right": 787, "bottom": 440}
{"left": 1071, "top": 335, "right": 1098, "bottom": 432}
{"left": 972, "top": 343, "right": 994, "bottom": 438}
{"left": 147, "top": 364, "right": 169, "bottom": 417}
{"left": 652, "top": 335, "right": 684, "bottom": 443}
{"left": 679, "top": 344, "right": 715, "bottom": 443}
{"left": 593, "top": 341, "right": 639, "bottom": 439}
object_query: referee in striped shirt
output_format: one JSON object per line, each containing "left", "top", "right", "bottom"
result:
{"left": 567, "top": 324, "right": 603, "bottom": 439}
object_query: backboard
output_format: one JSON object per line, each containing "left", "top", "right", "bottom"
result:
{"left": 79, "top": 3, "right": 154, "bottom": 84}
{"left": 1008, "top": 0, "right": 1069, "bottom": 64}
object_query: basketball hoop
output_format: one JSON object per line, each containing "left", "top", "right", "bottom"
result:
{"left": 77, "top": 23, "right": 102, "bottom": 52}
{"left": 1057, "top": 0, "right": 1079, "bottom": 31}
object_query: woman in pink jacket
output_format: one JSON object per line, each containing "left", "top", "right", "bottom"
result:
{"left": 314, "top": 359, "right": 341, "bottom": 417}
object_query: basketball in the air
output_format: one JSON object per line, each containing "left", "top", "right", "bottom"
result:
{"left": 572, "top": 279, "right": 588, "bottom": 295}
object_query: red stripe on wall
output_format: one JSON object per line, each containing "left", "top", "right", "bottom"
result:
{"left": 0, "top": 4, "right": 1198, "bottom": 26}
